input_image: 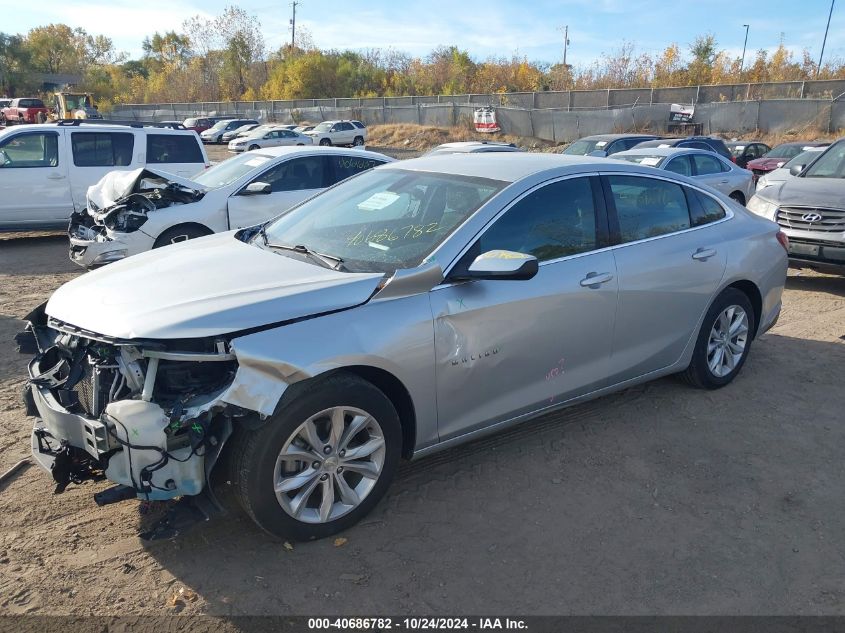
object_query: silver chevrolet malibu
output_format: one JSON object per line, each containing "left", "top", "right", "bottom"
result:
{"left": 20, "top": 153, "right": 788, "bottom": 540}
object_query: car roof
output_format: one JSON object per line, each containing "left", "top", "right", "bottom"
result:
{"left": 0, "top": 122, "right": 197, "bottom": 136}
{"left": 727, "top": 140, "right": 766, "bottom": 146}
{"left": 248, "top": 146, "right": 394, "bottom": 161}
{"left": 613, "top": 147, "right": 724, "bottom": 158}
{"left": 380, "top": 152, "right": 639, "bottom": 183}
{"left": 775, "top": 141, "right": 828, "bottom": 147}
{"left": 578, "top": 134, "right": 658, "bottom": 141}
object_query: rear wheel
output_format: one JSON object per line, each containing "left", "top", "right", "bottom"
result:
{"left": 729, "top": 191, "right": 746, "bottom": 205}
{"left": 152, "top": 224, "right": 213, "bottom": 248}
{"left": 230, "top": 372, "right": 402, "bottom": 540}
{"left": 352, "top": 136, "right": 364, "bottom": 146}
{"left": 319, "top": 138, "right": 332, "bottom": 146}
{"left": 681, "top": 288, "right": 755, "bottom": 389}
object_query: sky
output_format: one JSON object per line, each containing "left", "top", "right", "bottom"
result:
{"left": 8, "top": 0, "right": 845, "bottom": 69}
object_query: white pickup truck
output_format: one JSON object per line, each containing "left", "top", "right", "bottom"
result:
{"left": 0, "top": 121, "right": 209, "bottom": 230}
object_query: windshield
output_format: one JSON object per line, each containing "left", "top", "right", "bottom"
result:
{"left": 613, "top": 154, "right": 665, "bottom": 167}
{"left": 313, "top": 122, "right": 333, "bottom": 132}
{"left": 802, "top": 142, "right": 845, "bottom": 178}
{"left": 184, "top": 118, "right": 198, "bottom": 127}
{"left": 729, "top": 145, "right": 746, "bottom": 157}
{"left": 563, "top": 139, "right": 607, "bottom": 155}
{"left": 193, "top": 152, "right": 273, "bottom": 188}
{"left": 784, "top": 149, "right": 825, "bottom": 169}
{"left": 260, "top": 169, "right": 507, "bottom": 274}
{"left": 209, "top": 120, "right": 233, "bottom": 131}
{"left": 765, "top": 144, "right": 805, "bottom": 160}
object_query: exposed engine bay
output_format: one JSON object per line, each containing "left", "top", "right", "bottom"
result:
{"left": 19, "top": 304, "right": 241, "bottom": 502}
{"left": 73, "top": 169, "right": 206, "bottom": 237}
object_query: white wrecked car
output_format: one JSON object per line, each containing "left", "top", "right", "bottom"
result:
{"left": 68, "top": 146, "right": 393, "bottom": 268}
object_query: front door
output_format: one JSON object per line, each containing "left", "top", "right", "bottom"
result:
{"left": 0, "top": 130, "right": 72, "bottom": 228}
{"left": 227, "top": 155, "right": 331, "bottom": 229}
{"left": 431, "top": 175, "right": 618, "bottom": 441}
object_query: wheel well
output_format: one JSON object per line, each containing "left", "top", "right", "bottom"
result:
{"left": 154, "top": 222, "right": 213, "bottom": 247}
{"left": 729, "top": 191, "right": 746, "bottom": 204}
{"left": 727, "top": 280, "right": 762, "bottom": 337}
{"left": 343, "top": 366, "right": 416, "bottom": 459}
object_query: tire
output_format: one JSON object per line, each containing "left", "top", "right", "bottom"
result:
{"left": 152, "top": 224, "right": 213, "bottom": 249}
{"left": 681, "top": 287, "right": 755, "bottom": 389}
{"left": 319, "top": 138, "right": 332, "bottom": 146}
{"left": 352, "top": 136, "right": 364, "bottom": 146}
{"left": 229, "top": 372, "right": 402, "bottom": 541}
{"left": 248, "top": 144, "right": 260, "bottom": 151}
{"left": 729, "top": 191, "right": 746, "bottom": 205}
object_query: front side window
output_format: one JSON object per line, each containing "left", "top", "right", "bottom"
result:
{"left": 253, "top": 156, "right": 329, "bottom": 192}
{"left": 692, "top": 154, "right": 726, "bottom": 175}
{"left": 608, "top": 175, "right": 691, "bottom": 242}
{"left": 71, "top": 132, "right": 134, "bottom": 167}
{"left": 330, "top": 155, "right": 386, "bottom": 183}
{"left": 146, "top": 134, "right": 203, "bottom": 164}
{"left": 802, "top": 142, "right": 845, "bottom": 179}
{"left": 0, "top": 132, "right": 59, "bottom": 168}
{"left": 664, "top": 156, "right": 692, "bottom": 176}
{"left": 477, "top": 177, "right": 598, "bottom": 261}
{"left": 260, "top": 169, "right": 506, "bottom": 274}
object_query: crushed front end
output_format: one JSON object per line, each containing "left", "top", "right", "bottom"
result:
{"left": 18, "top": 304, "right": 239, "bottom": 502}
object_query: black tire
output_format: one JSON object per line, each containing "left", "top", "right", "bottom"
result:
{"left": 681, "top": 287, "right": 755, "bottom": 389}
{"left": 319, "top": 138, "right": 332, "bottom": 146}
{"left": 729, "top": 191, "right": 746, "bottom": 205}
{"left": 352, "top": 136, "right": 364, "bottom": 146}
{"left": 229, "top": 372, "right": 402, "bottom": 541}
{"left": 248, "top": 144, "right": 260, "bottom": 151}
{"left": 152, "top": 224, "right": 213, "bottom": 249}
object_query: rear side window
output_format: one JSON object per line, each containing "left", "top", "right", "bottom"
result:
{"left": 20, "top": 99, "right": 44, "bottom": 108}
{"left": 330, "top": 155, "right": 385, "bottom": 183}
{"left": 253, "top": 156, "right": 330, "bottom": 192}
{"left": 608, "top": 175, "right": 691, "bottom": 242}
{"left": 71, "top": 132, "right": 134, "bottom": 167}
{"left": 478, "top": 177, "right": 599, "bottom": 261}
{"left": 690, "top": 190, "right": 727, "bottom": 226}
{"left": 692, "top": 154, "right": 726, "bottom": 175}
{"left": 146, "top": 134, "right": 203, "bottom": 164}
{"left": 352, "top": 121, "right": 366, "bottom": 129}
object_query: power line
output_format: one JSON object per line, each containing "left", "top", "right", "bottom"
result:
{"left": 817, "top": 0, "right": 835, "bottom": 77}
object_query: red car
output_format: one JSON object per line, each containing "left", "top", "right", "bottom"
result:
{"left": 746, "top": 141, "right": 828, "bottom": 180}
{"left": 182, "top": 117, "right": 216, "bottom": 134}
{"left": 2, "top": 98, "right": 49, "bottom": 124}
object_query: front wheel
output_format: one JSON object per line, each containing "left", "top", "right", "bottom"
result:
{"left": 230, "top": 372, "right": 402, "bottom": 540}
{"left": 248, "top": 144, "right": 260, "bottom": 151}
{"left": 319, "top": 138, "right": 332, "bottom": 146}
{"left": 153, "top": 224, "right": 213, "bottom": 248}
{"left": 681, "top": 288, "right": 755, "bottom": 389}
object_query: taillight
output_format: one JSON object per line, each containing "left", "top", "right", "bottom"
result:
{"left": 731, "top": 156, "right": 737, "bottom": 163}
{"left": 776, "top": 230, "right": 789, "bottom": 252}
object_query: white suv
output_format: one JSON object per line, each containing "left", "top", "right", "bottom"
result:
{"left": 0, "top": 121, "right": 209, "bottom": 230}
{"left": 305, "top": 120, "right": 367, "bottom": 146}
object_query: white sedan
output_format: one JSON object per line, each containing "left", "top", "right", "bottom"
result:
{"left": 68, "top": 147, "right": 394, "bottom": 268}
{"left": 229, "top": 128, "right": 313, "bottom": 153}
{"left": 612, "top": 147, "right": 755, "bottom": 204}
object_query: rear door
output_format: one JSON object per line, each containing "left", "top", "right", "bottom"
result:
{"left": 690, "top": 153, "right": 731, "bottom": 195}
{"left": 327, "top": 153, "right": 388, "bottom": 185}
{"left": 145, "top": 133, "right": 206, "bottom": 176}
{"left": 226, "top": 154, "right": 331, "bottom": 228}
{"left": 68, "top": 130, "right": 137, "bottom": 209}
{"left": 602, "top": 174, "right": 727, "bottom": 383}
{"left": 0, "top": 129, "right": 72, "bottom": 228}
{"left": 431, "top": 175, "right": 618, "bottom": 440}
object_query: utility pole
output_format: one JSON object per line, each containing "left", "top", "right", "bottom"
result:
{"left": 560, "top": 25, "right": 570, "bottom": 68}
{"left": 817, "top": 0, "right": 835, "bottom": 78}
{"left": 739, "top": 24, "right": 750, "bottom": 76}
{"left": 290, "top": 0, "right": 299, "bottom": 48}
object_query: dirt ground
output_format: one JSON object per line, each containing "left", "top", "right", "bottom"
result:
{"left": 0, "top": 231, "right": 844, "bottom": 616}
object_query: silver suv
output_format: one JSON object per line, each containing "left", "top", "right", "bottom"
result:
{"left": 747, "top": 138, "right": 845, "bottom": 273}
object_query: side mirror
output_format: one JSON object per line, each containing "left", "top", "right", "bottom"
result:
{"left": 588, "top": 149, "right": 608, "bottom": 157}
{"left": 789, "top": 164, "right": 805, "bottom": 176}
{"left": 242, "top": 182, "right": 271, "bottom": 195}
{"left": 466, "top": 250, "right": 538, "bottom": 281}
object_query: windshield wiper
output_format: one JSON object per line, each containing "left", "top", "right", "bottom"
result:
{"left": 264, "top": 240, "right": 346, "bottom": 271}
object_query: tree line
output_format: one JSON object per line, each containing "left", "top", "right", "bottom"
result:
{"left": 2, "top": 7, "right": 845, "bottom": 110}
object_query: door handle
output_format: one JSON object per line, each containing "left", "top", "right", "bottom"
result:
{"left": 692, "top": 248, "right": 717, "bottom": 261}
{"left": 46, "top": 173, "right": 65, "bottom": 180}
{"left": 580, "top": 272, "right": 614, "bottom": 288}
{"left": 720, "top": 179, "right": 729, "bottom": 184}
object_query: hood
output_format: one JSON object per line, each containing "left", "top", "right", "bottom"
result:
{"left": 46, "top": 232, "right": 384, "bottom": 340}
{"left": 87, "top": 167, "right": 206, "bottom": 212}
{"left": 763, "top": 176, "right": 845, "bottom": 211}
{"left": 747, "top": 157, "right": 788, "bottom": 171}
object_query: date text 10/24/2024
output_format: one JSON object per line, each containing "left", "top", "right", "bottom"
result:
{"left": 308, "top": 617, "right": 528, "bottom": 630}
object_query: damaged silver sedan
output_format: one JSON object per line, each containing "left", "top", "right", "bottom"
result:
{"left": 20, "top": 153, "right": 787, "bottom": 540}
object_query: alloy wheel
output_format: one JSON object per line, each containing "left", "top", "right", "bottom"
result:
{"left": 707, "top": 305, "right": 749, "bottom": 378}
{"left": 273, "top": 406, "right": 386, "bottom": 524}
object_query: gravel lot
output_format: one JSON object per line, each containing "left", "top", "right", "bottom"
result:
{"left": 0, "top": 228, "right": 844, "bottom": 616}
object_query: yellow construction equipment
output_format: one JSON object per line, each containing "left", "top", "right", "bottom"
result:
{"left": 48, "top": 92, "right": 103, "bottom": 121}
